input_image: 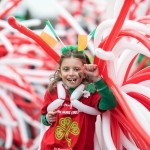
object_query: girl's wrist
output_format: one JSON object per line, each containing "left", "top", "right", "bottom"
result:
{"left": 46, "top": 114, "right": 52, "bottom": 125}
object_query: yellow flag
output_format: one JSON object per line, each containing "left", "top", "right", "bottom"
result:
{"left": 78, "top": 35, "right": 88, "bottom": 51}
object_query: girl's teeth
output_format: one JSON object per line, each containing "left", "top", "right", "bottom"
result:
{"left": 71, "top": 80, "right": 75, "bottom": 83}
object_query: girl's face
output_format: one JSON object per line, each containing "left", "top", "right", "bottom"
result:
{"left": 59, "top": 57, "right": 85, "bottom": 88}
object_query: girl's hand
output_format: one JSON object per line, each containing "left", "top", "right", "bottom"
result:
{"left": 46, "top": 110, "right": 57, "bottom": 124}
{"left": 83, "top": 64, "right": 101, "bottom": 82}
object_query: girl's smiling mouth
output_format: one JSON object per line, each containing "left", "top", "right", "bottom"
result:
{"left": 67, "top": 78, "right": 77, "bottom": 83}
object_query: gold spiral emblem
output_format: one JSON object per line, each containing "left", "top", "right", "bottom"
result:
{"left": 55, "top": 117, "right": 80, "bottom": 147}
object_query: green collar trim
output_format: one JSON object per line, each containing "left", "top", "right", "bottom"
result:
{"left": 68, "top": 88, "right": 75, "bottom": 95}
{"left": 65, "top": 83, "right": 96, "bottom": 96}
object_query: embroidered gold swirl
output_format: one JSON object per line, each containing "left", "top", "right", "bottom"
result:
{"left": 55, "top": 117, "right": 80, "bottom": 147}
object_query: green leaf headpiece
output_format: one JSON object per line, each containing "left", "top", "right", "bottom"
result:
{"left": 61, "top": 45, "right": 84, "bottom": 54}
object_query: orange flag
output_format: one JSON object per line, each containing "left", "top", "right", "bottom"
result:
{"left": 78, "top": 35, "right": 88, "bottom": 51}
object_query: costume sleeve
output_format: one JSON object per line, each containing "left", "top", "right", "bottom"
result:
{"left": 41, "top": 90, "right": 53, "bottom": 115}
{"left": 41, "top": 114, "right": 50, "bottom": 126}
{"left": 41, "top": 90, "right": 54, "bottom": 126}
{"left": 94, "top": 78, "right": 117, "bottom": 110}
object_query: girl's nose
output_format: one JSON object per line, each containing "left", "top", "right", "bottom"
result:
{"left": 69, "top": 69, "right": 75, "bottom": 75}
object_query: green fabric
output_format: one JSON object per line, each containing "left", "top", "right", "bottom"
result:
{"left": 86, "top": 83, "right": 96, "bottom": 93}
{"left": 68, "top": 88, "right": 75, "bottom": 95}
{"left": 94, "top": 78, "right": 117, "bottom": 110}
{"left": 68, "top": 84, "right": 96, "bottom": 95}
{"left": 41, "top": 114, "right": 50, "bottom": 126}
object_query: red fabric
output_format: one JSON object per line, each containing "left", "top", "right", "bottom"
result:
{"left": 40, "top": 87, "right": 101, "bottom": 150}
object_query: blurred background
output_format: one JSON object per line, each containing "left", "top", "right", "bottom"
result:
{"left": 0, "top": 0, "right": 150, "bottom": 150}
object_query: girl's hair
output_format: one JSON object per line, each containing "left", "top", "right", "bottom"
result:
{"left": 48, "top": 47, "right": 91, "bottom": 93}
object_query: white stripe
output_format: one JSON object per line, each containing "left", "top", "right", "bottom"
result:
{"left": 43, "top": 25, "right": 57, "bottom": 41}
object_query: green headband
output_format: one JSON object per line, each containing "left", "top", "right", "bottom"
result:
{"left": 61, "top": 45, "right": 84, "bottom": 54}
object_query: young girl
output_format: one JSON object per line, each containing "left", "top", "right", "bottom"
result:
{"left": 40, "top": 45, "right": 117, "bottom": 150}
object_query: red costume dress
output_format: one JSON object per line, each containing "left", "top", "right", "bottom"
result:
{"left": 40, "top": 88, "right": 101, "bottom": 150}
{"left": 40, "top": 79, "right": 117, "bottom": 150}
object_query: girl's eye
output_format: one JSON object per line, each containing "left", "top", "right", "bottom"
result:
{"left": 74, "top": 68, "right": 79, "bottom": 71}
{"left": 63, "top": 68, "right": 69, "bottom": 71}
